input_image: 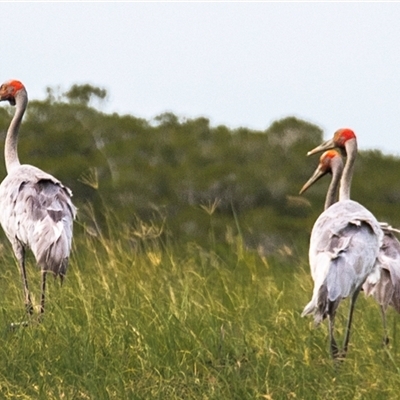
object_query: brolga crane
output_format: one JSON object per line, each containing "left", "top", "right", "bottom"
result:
{"left": 364, "top": 224, "right": 400, "bottom": 344}
{"left": 0, "top": 80, "right": 76, "bottom": 317}
{"left": 300, "top": 129, "right": 383, "bottom": 360}
{"left": 301, "top": 149, "right": 400, "bottom": 345}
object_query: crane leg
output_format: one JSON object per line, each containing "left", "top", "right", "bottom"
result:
{"left": 40, "top": 271, "right": 47, "bottom": 315}
{"left": 13, "top": 243, "right": 33, "bottom": 315}
{"left": 341, "top": 287, "right": 361, "bottom": 358}
{"left": 380, "top": 305, "right": 389, "bottom": 346}
{"left": 328, "top": 314, "right": 339, "bottom": 359}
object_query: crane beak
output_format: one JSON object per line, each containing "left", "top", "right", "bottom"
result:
{"left": 307, "top": 138, "right": 335, "bottom": 156}
{"left": 299, "top": 167, "right": 326, "bottom": 195}
{"left": 0, "top": 94, "right": 15, "bottom": 105}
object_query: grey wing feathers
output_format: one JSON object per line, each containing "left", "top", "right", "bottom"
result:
{"left": 304, "top": 200, "right": 382, "bottom": 323}
{"left": 364, "top": 231, "right": 400, "bottom": 312}
{"left": 379, "top": 222, "right": 400, "bottom": 235}
{"left": 12, "top": 179, "right": 76, "bottom": 277}
{"left": 320, "top": 224, "right": 378, "bottom": 320}
{"left": 312, "top": 201, "right": 384, "bottom": 247}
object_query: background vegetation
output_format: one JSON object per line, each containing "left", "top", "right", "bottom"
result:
{"left": 0, "top": 84, "right": 399, "bottom": 398}
{"left": 2, "top": 84, "right": 399, "bottom": 252}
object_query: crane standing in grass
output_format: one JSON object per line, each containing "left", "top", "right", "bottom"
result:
{"left": 300, "top": 129, "right": 383, "bottom": 360}
{"left": 301, "top": 148, "right": 400, "bottom": 346}
{"left": 0, "top": 80, "right": 76, "bottom": 316}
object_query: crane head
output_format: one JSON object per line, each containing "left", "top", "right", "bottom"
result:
{"left": 0, "top": 80, "right": 25, "bottom": 106}
{"left": 333, "top": 128, "right": 356, "bottom": 148}
{"left": 299, "top": 150, "right": 342, "bottom": 194}
{"left": 307, "top": 128, "right": 356, "bottom": 157}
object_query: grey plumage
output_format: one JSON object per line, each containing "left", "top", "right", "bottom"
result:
{"left": 364, "top": 224, "right": 400, "bottom": 343}
{"left": 0, "top": 80, "right": 76, "bottom": 315}
{"left": 364, "top": 224, "right": 400, "bottom": 313}
{"left": 301, "top": 149, "right": 400, "bottom": 346}
{"left": 302, "top": 199, "right": 382, "bottom": 325}
{"left": 301, "top": 132, "right": 383, "bottom": 360}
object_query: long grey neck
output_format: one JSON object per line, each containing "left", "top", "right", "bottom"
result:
{"left": 4, "top": 89, "right": 27, "bottom": 172}
{"left": 339, "top": 139, "right": 357, "bottom": 201}
{"left": 324, "top": 165, "right": 342, "bottom": 210}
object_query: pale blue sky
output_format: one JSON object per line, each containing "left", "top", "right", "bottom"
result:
{"left": 3, "top": 2, "right": 400, "bottom": 155}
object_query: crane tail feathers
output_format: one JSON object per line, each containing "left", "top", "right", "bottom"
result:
{"left": 38, "top": 251, "right": 69, "bottom": 278}
{"left": 302, "top": 284, "right": 338, "bottom": 326}
{"left": 301, "top": 299, "right": 325, "bottom": 326}
{"left": 36, "top": 230, "right": 72, "bottom": 278}
{"left": 301, "top": 300, "right": 316, "bottom": 318}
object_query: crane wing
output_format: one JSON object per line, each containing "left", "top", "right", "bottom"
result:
{"left": 0, "top": 165, "right": 76, "bottom": 277}
{"left": 364, "top": 231, "right": 400, "bottom": 312}
{"left": 304, "top": 199, "right": 383, "bottom": 323}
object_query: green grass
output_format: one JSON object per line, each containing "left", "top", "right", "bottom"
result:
{"left": 0, "top": 213, "right": 400, "bottom": 399}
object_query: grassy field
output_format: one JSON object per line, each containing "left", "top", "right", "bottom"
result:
{"left": 0, "top": 211, "right": 400, "bottom": 399}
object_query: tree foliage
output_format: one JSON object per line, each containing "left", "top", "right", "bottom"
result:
{"left": 64, "top": 84, "right": 107, "bottom": 106}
